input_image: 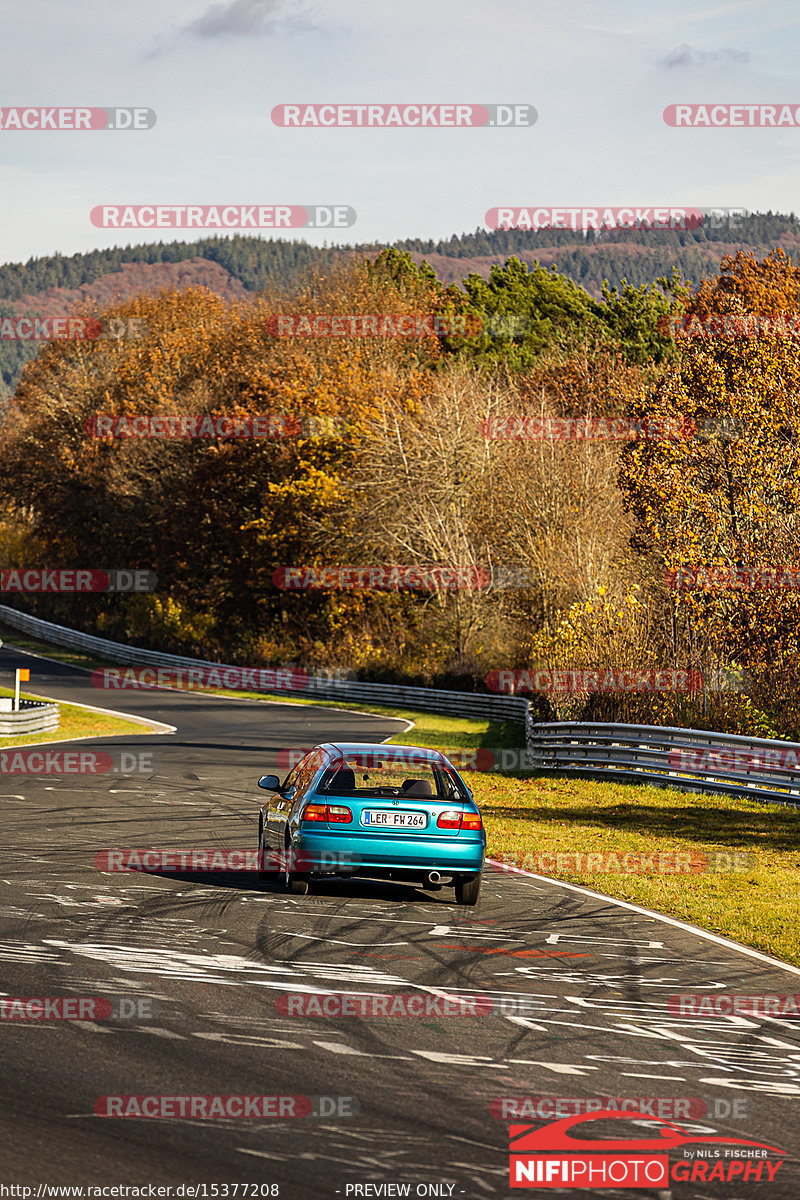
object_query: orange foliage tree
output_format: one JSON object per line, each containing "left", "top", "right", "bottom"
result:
{"left": 619, "top": 250, "right": 800, "bottom": 728}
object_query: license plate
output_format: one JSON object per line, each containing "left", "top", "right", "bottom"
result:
{"left": 361, "top": 809, "right": 427, "bottom": 829}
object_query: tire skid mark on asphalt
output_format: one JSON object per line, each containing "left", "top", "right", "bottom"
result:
{"left": 125, "top": 1026, "right": 187, "bottom": 1038}
{"left": 241, "top": 1128, "right": 509, "bottom": 1191}
{"left": 239, "top": 1126, "right": 509, "bottom": 1187}
{"left": 275, "top": 932, "right": 412, "bottom": 948}
{"left": 60, "top": 976, "right": 174, "bottom": 999}
{"left": 260, "top": 988, "right": 800, "bottom": 1098}
{"left": 436, "top": 944, "right": 588, "bottom": 958}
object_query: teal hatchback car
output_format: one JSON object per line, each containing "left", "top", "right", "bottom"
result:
{"left": 257, "top": 742, "right": 485, "bottom": 904}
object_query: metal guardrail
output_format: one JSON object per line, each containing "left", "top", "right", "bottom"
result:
{"left": 0, "top": 605, "right": 528, "bottom": 724}
{"left": 3, "top": 605, "right": 798, "bottom": 803}
{"left": 0, "top": 701, "right": 59, "bottom": 735}
{"left": 527, "top": 721, "right": 800, "bottom": 806}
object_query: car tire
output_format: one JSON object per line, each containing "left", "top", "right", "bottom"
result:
{"left": 283, "top": 842, "right": 310, "bottom": 895}
{"left": 257, "top": 819, "right": 272, "bottom": 882}
{"left": 285, "top": 875, "right": 310, "bottom": 895}
{"left": 454, "top": 873, "right": 481, "bottom": 906}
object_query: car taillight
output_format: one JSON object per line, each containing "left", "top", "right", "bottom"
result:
{"left": 327, "top": 805, "right": 352, "bottom": 824}
{"left": 301, "top": 803, "right": 352, "bottom": 824}
{"left": 302, "top": 803, "right": 328, "bottom": 822}
{"left": 437, "top": 809, "right": 483, "bottom": 830}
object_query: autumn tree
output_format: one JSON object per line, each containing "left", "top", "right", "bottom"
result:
{"left": 619, "top": 249, "right": 800, "bottom": 731}
{"left": 0, "top": 276, "right": 433, "bottom": 662}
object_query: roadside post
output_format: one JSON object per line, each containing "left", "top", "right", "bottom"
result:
{"left": 14, "top": 667, "right": 30, "bottom": 711}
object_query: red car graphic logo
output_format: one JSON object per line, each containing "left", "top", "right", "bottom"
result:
{"left": 509, "top": 1111, "right": 786, "bottom": 1189}
{"left": 510, "top": 1109, "right": 785, "bottom": 1155}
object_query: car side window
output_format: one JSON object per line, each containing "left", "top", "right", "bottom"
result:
{"left": 293, "top": 749, "right": 327, "bottom": 801}
{"left": 281, "top": 761, "right": 304, "bottom": 794}
{"left": 436, "top": 766, "right": 468, "bottom": 800}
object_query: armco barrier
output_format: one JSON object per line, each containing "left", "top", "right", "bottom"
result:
{"left": 0, "top": 699, "right": 59, "bottom": 736}
{"left": 4, "top": 605, "right": 795, "bottom": 804}
{"left": 527, "top": 721, "right": 800, "bottom": 807}
{"left": 0, "top": 605, "right": 527, "bottom": 724}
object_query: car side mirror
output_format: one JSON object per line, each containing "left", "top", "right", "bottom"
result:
{"left": 258, "top": 774, "right": 281, "bottom": 791}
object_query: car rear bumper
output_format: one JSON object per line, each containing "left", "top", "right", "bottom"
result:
{"left": 292, "top": 829, "right": 485, "bottom": 873}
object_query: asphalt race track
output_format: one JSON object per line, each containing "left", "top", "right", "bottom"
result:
{"left": 1, "top": 642, "right": 799, "bottom": 1198}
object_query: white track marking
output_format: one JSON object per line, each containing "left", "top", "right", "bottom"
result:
{"left": 491, "top": 858, "right": 800, "bottom": 978}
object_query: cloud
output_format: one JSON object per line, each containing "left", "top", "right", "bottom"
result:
{"left": 146, "top": 0, "right": 315, "bottom": 57}
{"left": 185, "top": 0, "right": 315, "bottom": 38}
{"left": 659, "top": 43, "right": 752, "bottom": 69}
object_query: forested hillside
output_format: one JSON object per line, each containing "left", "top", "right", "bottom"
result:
{"left": 0, "top": 238, "right": 345, "bottom": 393}
{"left": 3, "top": 245, "right": 800, "bottom": 740}
{"left": 1, "top": 214, "right": 799, "bottom": 392}
{"left": 397, "top": 212, "right": 800, "bottom": 292}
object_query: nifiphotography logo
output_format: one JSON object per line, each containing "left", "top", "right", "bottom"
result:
{"left": 508, "top": 1111, "right": 785, "bottom": 1188}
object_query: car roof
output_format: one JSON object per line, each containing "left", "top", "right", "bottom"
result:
{"left": 318, "top": 742, "right": 447, "bottom": 763}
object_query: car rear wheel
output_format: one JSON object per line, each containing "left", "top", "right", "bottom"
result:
{"left": 284, "top": 871, "right": 310, "bottom": 895}
{"left": 454, "top": 873, "right": 481, "bottom": 906}
{"left": 283, "top": 842, "right": 310, "bottom": 895}
{"left": 257, "top": 819, "right": 272, "bottom": 882}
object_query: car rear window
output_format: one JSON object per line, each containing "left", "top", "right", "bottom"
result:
{"left": 317, "top": 755, "right": 464, "bottom": 800}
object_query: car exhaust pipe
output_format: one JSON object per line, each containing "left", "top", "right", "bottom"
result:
{"left": 426, "top": 871, "right": 442, "bottom": 886}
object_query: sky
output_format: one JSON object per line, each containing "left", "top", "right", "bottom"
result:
{"left": 0, "top": 0, "right": 799, "bottom": 263}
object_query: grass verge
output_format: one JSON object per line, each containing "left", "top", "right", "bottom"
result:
{"left": 0, "top": 687, "right": 160, "bottom": 748}
{"left": 473, "top": 771, "right": 799, "bottom": 967}
{"left": 383, "top": 728, "right": 800, "bottom": 967}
